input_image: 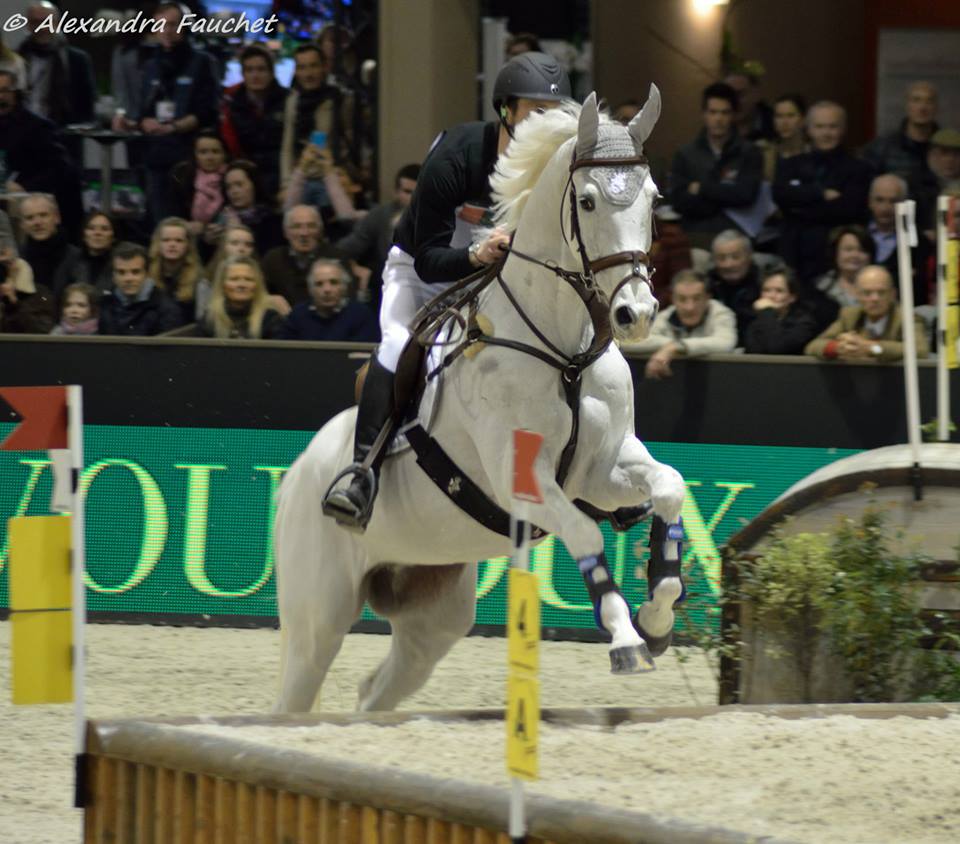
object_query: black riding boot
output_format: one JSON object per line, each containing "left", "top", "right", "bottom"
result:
{"left": 321, "top": 358, "right": 397, "bottom": 530}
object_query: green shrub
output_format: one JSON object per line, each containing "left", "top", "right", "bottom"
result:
{"left": 701, "top": 506, "right": 960, "bottom": 702}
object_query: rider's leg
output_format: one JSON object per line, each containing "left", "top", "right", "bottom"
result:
{"left": 633, "top": 515, "right": 686, "bottom": 656}
{"left": 321, "top": 353, "right": 399, "bottom": 527}
{"left": 322, "top": 250, "right": 419, "bottom": 529}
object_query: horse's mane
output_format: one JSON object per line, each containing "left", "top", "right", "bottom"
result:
{"left": 491, "top": 101, "right": 618, "bottom": 233}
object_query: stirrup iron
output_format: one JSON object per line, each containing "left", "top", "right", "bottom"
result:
{"left": 322, "top": 464, "right": 378, "bottom": 530}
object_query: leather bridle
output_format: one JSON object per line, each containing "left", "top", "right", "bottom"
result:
{"left": 421, "top": 146, "right": 657, "bottom": 490}
{"left": 493, "top": 147, "right": 656, "bottom": 374}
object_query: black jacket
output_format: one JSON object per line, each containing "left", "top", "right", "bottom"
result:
{"left": 279, "top": 300, "right": 380, "bottom": 342}
{"left": 668, "top": 130, "right": 763, "bottom": 235}
{"left": 773, "top": 147, "right": 871, "bottom": 282}
{"left": 0, "top": 104, "right": 83, "bottom": 233}
{"left": 22, "top": 233, "right": 81, "bottom": 299}
{"left": 744, "top": 303, "right": 819, "bottom": 355}
{"left": 18, "top": 36, "right": 96, "bottom": 125}
{"left": 98, "top": 284, "right": 182, "bottom": 336}
{"left": 260, "top": 244, "right": 346, "bottom": 306}
{"left": 861, "top": 119, "right": 937, "bottom": 182}
{"left": 707, "top": 263, "right": 761, "bottom": 345}
{"left": 137, "top": 42, "right": 220, "bottom": 168}
{"left": 194, "top": 307, "right": 285, "bottom": 340}
{"left": 393, "top": 120, "right": 500, "bottom": 283}
{"left": 0, "top": 284, "right": 56, "bottom": 334}
{"left": 225, "top": 82, "right": 288, "bottom": 190}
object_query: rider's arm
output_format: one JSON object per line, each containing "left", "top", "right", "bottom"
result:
{"left": 409, "top": 171, "right": 474, "bottom": 283}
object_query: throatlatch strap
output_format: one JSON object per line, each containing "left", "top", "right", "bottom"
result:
{"left": 405, "top": 424, "right": 545, "bottom": 539}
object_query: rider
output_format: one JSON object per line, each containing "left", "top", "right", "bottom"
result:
{"left": 323, "top": 52, "right": 572, "bottom": 529}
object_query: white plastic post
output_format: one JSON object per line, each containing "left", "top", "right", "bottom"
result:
{"left": 509, "top": 502, "right": 530, "bottom": 844}
{"left": 936, "top": 195, "right": 951, "bottom": 441}
{"left": 896, "top": 201, "right": 923, "bottom": 498}
{"left": 68, "top": 385, "right": 86, "bottom": 811}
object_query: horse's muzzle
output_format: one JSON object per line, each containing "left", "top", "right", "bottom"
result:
{"left": 612, "top": 301, "right": 656, "bottom": 343}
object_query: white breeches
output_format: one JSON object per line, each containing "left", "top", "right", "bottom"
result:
{"left": 377, "top": 246, "right": 453, "bottom": 372}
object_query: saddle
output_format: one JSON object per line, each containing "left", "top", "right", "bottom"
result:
{"left": 356, "top": 261, "right": 653, "bottom": 539}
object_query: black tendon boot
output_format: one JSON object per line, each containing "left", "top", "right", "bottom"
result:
{"left": 633, "top": 515, "right": 686, "bottom": 657}
{"left": 322, "top": 358, "right": 397, "bottom": 530}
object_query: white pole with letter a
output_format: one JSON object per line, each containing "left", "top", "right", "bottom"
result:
{"left": 507, "top": 429, "right": 543, "bottom": 844}
{"left": 895, "top": 200, "right": 923, "bottom": 499}
{"left": 68, "top": 385, "right": 86, "bottom": 810}
{"left": 936, "top": 195, "right": 951, "bottom": 441}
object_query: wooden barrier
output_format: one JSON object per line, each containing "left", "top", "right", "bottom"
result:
{"left": 720, "top": 444, "right": 960, "bottom": 704}
{"left": 82, "top": 704, "right": 960, "bottom": 844}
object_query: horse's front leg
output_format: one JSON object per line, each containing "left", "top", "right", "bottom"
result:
{"left": 610, "top": 435, "right": 687, "bottom": 656}
{"left": 493, "top": 449, "right": 656, "bottom": 675}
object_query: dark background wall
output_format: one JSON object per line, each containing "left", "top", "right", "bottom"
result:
{"left": 592, "top": 0, "right": 869, "bottom": 179}
{"left": 1, "top": 337, "right": 955, "bottom": 451}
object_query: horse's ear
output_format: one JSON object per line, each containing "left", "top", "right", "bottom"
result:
{"left": 576, "top": 91, "right": 600, "bottom": 159}
{"left": 628, "top": 83, "right": 661, "bottom": 148}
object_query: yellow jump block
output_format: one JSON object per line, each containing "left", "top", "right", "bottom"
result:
{"left": 8, "top": 515, "right": 73, "bottom": 704}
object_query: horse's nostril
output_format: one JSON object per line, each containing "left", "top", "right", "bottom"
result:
{"left": 615, "top": 305, "right": 634, "bottom": 326}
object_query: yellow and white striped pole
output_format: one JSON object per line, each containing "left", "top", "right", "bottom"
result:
{"left": 937, "top": 195, "right": 959, "bottom": 440}
{"left": 506, "top": 430, "right": 543, "bottom": 843}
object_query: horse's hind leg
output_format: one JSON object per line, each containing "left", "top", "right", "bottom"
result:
{"left": 357, "top": 563, "right": 477, "bottom": 712}
{"left": 273, "top": 452, "right": 366, "bottom": 714}
{"left": 275, "top": 612, "right": 356, "bottom": 713}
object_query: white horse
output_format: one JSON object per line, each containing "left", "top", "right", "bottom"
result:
{"left": 274, "top": 88, "right": 686, "bottom": 713}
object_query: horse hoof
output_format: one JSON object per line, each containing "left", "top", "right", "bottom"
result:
{"left": 609, "top": 643, "right": 656, "bottom": 675}
{"left": 633, "top": 622, "right": 673, "bottom": 658}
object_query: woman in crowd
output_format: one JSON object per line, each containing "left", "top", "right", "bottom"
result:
{"left": 205, "top": 223, "right": 258, "bottom": 280}
{"left": 148, "top": 217, "right": 209, "bottom": 324}
{"left": 170, "top": 130, "right": 228, "bottom": 254}
{"left": 762, "top": 94, "right": 808, "bottom": 181}
{"left": 282, "top": 141, "right": 365, "bottom": 239}
{"left": 812, "top": 225, "right": 874, "bottom": 328}
{"left": 195, "top": 255, "right": 283, "bottom": 339}
{"left": 215, "top": 160, "right": 284, "bottom": 254}
{"left": 745, "top": 266, "right": 818, "bottom": 355}
{"left": 71, "top": 212, "right": 116, "bottom": 292}
{"left": 50, "top": 282, "right": 99, "bottom": 335}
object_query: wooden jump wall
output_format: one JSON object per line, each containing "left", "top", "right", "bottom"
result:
{"left": 82, "top": 704, "right": 960, "bottom": 844}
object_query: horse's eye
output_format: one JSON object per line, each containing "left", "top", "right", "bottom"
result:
{"left": 579, "top": 196, "right": 596, "bottom": 212}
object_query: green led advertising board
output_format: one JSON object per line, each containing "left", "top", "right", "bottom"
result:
{"left": 0, "top": 424, "right": 858, "bottom": 634}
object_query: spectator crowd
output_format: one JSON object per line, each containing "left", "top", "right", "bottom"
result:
{"left": 1, "top": 4, "right": 958, "bottom": 373}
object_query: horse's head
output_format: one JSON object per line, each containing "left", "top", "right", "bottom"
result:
{"left": 568, "top": 87, "right": 661, "bottom": 344}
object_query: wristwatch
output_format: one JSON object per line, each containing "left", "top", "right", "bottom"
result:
{"left": 468, "top": 241, "right": 483, "bottom": 267}
{"left": 870, "top": 343, "right": 883, "bottom": 357}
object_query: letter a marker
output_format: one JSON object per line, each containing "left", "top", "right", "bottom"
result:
{"left": 506, "top": 429, "right": 543, "bottom": 844}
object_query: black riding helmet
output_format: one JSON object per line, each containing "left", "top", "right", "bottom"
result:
{"left": 492, "top": 51, "right": 572, "bottom": 126}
